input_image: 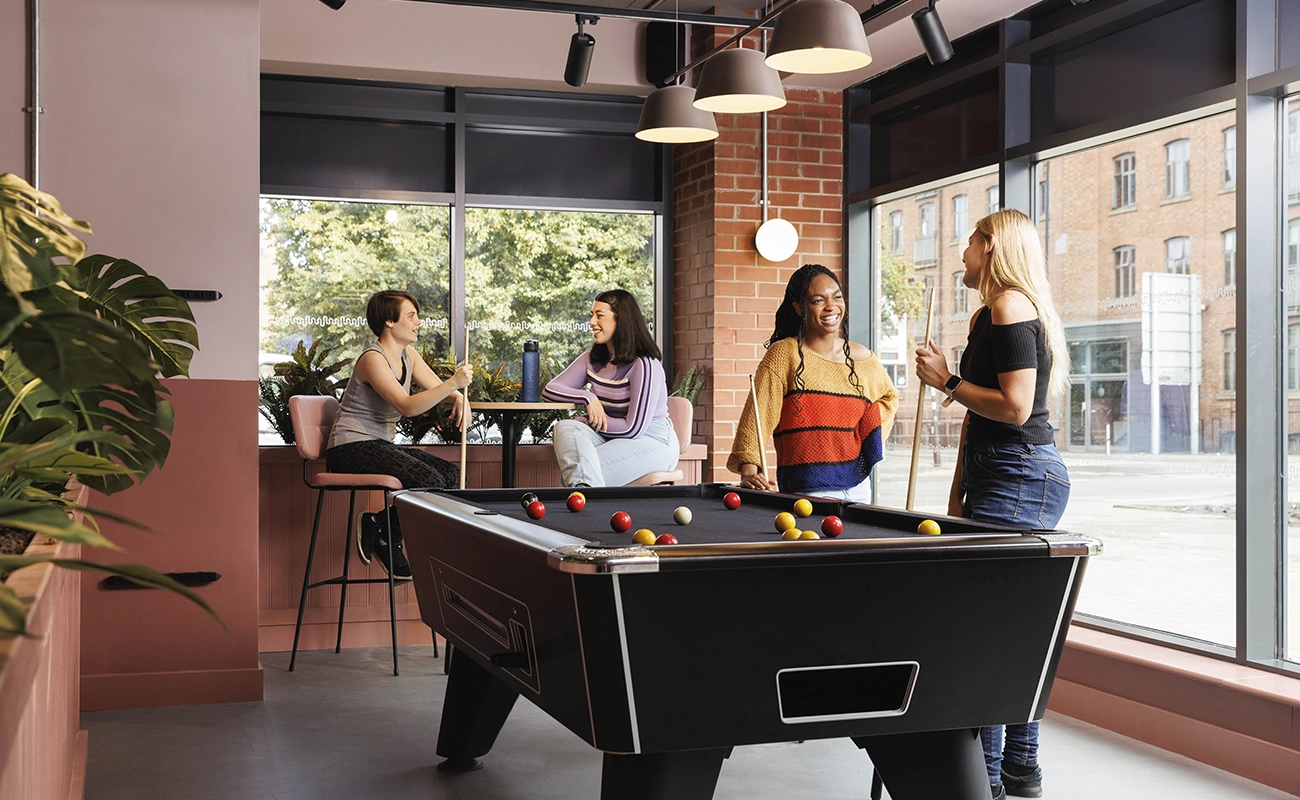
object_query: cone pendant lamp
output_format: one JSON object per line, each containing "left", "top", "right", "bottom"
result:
{"left": 766, "top": 0, "right": 872, "bottom": 75}
{"left": 636, "top": 85, "right": 719, "bottom": 143}
{"left": 693, "top": 47, "right": 786, "bottom": 114}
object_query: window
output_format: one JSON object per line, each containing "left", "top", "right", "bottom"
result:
{"left": 953, "top": 271, "right": 967, "bottom": 314}
{"left": 1288, "top": 109, "right": 1300, "bottom": 204}
{"left": 1223, "top": 330, "right": 1236, "bottom": 392}
{"left": 1165, "top": 138, "right": 1191, "bottom": 198}
{"left": 915, "top": 203, "right": 937, "bottom": 265}
{"left": 919, "top": 202, "right": 935, "bottom": 237}
{"left": 1223, "top": 229, "right": 1236, "bottom": 287}
{"left": 952, "top": 346, "right": 965, "bottom": 375}
{"left": 1290, "top": 325, "right": 1300, "bottom": 393}
{"left": 1288, "top": 219, "right": 1300, "bottom": 314}
{"left": 1165, "top": 236, "right": 1191, "bottom": 274}
{"left": 952, "top": 195, "right": 968, "bottom": 241}
{"left": 1113, "top": 153, "right": 1136, "bottom": 209}
{"left": 889, "top": 210, "right": 903, "bottom": 254}
{"left": 1222, "top": 126, "right": 1236, "bottom": 188}
{"left": 1037, "top": 178, "right": 1049, "bottom": 220}
{"left": 987, "top": 186, "right": 1000, "bottom": 214}
{"left": 1114, "top": 245, "right": 1136, "bottom": 297}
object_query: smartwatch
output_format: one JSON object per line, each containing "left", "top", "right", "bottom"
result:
{"left": 942, "top": 374, "right": 963, "bottom": 407}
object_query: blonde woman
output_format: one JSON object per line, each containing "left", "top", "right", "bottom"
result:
{"left": 914, "top": 208, "right": 1070, "bottom": 800}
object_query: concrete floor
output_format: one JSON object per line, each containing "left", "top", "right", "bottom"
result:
{"left": 82, "top": 645, "right": 1297, "bottom": 800}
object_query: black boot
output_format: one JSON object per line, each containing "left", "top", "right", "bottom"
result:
{"left": 1001, "top": 762, "right": 1042, "bottom": 798}
{"left": 373, "top": 508, "right": 412, "bottom": 581}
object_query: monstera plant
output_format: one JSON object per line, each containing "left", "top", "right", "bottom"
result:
{"left": 0, "top": 172, "right": 218, "bottom": 635}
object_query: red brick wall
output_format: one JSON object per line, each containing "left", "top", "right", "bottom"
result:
{"left": 672, "top": 40, "right": 844, "bottom": 481}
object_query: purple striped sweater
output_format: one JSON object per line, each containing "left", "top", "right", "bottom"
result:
{"left": 542, "top": 351, "right": 669, "bottom": 439}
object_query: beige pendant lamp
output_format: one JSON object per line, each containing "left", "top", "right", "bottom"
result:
{"left": 693, "top": 46, "right": 786, "bottom": 114}
{"left": 636, "top": 85, "right": 719, "bottom": 143}
{"left": 765, "top": 0, "right": 872, "bottom": 75}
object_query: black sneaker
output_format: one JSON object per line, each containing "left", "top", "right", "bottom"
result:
{"left": 1001, "top": 763, "right": 1042, "bottom": 798}
{"left": 373, "top": 529, "right": 413, "bottom": 581}
{"left": 990, "top": 783, "right": 1007, "bottom": 800}
{"left": 356, "top": 511, "right": 379, "bottom": 565}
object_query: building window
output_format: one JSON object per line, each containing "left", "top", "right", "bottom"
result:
{"left": 1223, "top": 329, "right": 1235, "bottom": 392}
{"left": 952, "top": 194, "right": 968, "bottom": 240}
{"left": 1113, "top": 153, "right": 1136, "bottom": 209}
{"left": 1290, "top": 324, "right": 1300, "bottom": 393}
{"left": 889, "top": 210, "right": 903, "bottom": 254}
{"left": 1165, "top": 138, "right": 1191, "bottom": 198}
{"left": 915, "top": 203, "right": 937, "bottom": 265}
{"left": 1288, "top": 110, "right": 1300, "bottom": 205}
{"left": 954, "top": 271, "right": 967, "bottom": 314}
{"left": 1223, "top": 229, "right": 1236, "bottom": 287}
{"left": 1222, "top": 126, "right": 1236, "bottom": 188}
{"left": 1288, "top": 219, "right": 1300, "bottom": 314}
{"left": 952, "top": 345, "right": 965, "bottom": 376}
{"left": 1165, "top": 236, "right": 1191, "bottom": 274}
{"left": 1037, "top": 178, "right": 1049, "bottom": 220}
{"left": 1114, "top": 245, "right": 1135, "bottom": 297}
{"left": 987, "top": 186, "right": 1000, "bottom": 214}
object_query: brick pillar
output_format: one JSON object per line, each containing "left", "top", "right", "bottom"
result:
{"left": 672, "top": 50, "right": 844, "bottom": 482}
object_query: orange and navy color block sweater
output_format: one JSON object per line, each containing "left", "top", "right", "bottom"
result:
{"left": 727, "top": 338, "right": 899, "bottom": 494}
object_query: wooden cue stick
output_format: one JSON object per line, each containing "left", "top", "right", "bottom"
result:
{"left": 906, "top": 288, "right": 936, "bottom": 511}
{"left": 458, "top": 321, "right": 470, "bottom": 490}
{"left": 749, "top": 374, "right": 767, "bottom": 479}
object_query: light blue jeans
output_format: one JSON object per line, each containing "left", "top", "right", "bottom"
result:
{"left": 799, "top": 476, "right": 873, "bottom": 503}
{"left": 551, "top": 416, "right": 679, "bottom": 487}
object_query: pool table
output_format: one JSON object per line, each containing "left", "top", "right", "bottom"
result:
{"left": 396, "top": 484, "right": 1101, "bottom": 800}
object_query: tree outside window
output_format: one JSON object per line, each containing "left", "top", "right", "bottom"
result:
{"left": 1165, "top": 138, "right": 1191, "bottom": 198}
{"left": 1113, "top": 153, "right": 1136, "bottom": 209}
{"left": 1114, "top": 245, "right": 1135, "bottom": 297}
{"left": 1165, "top": 236, "right": 1190, "bottom": 274}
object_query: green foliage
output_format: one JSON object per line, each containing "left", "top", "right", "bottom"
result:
{"left": 258, "top": 341, "right": 353, "bottom": 444}
{"left": 0, "top": 172, "right": 218, "bottom": 636}
{"left": 880, "top": 223, "right": 924, "bottom": 340}
{"left": 670, "top": 365, "right": 706, "bottom": 404}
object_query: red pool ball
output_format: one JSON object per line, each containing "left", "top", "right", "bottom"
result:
{"left": 821, "top": 515, "right": 844, "bottom": 538}
{"left": 723, "top": 491, "right": 742, "bottom": 510}
{"left": 654, "top": 533, "right": 679, "bottom": 545}
{"left": 610, "top": 511, "right": 632, "bottom": 533}
{"left": 526, "top": 500, "right": 546, "bottom": 520}
{"left": 566, "top": 492, "right": 586, "bottom": 513}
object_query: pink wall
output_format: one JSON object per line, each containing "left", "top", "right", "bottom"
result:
{"left": 1, "top": 1, "right": 27, "bottom": 181}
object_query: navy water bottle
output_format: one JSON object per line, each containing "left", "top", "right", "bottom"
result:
{"left": 522, "top": 340, "right": 540, "bottom": 402}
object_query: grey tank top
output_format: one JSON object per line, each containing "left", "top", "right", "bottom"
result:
{"left": 326, "top": 343, "right": 412, "bottom": 449}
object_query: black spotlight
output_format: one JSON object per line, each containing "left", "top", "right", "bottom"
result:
{"left": 912, "top": 1, "right": 953, "bottom": 65}
{"left": 317, "top": 0, "right": 346, "bottom": 9}
{"left": 565, "top": 15, "right": 597, "bottom": 88}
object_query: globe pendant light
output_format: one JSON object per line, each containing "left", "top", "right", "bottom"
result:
{"left": 754, "top": 110, "right": 798, "bottom": 262}
{"left": 693, "top": 47, "right": 786, "bottom": 114}
{"left": 765, "top": 0, "right": 872, "bottom": 75}
{"left": 636, "top": 85, "right": 719, "bottom": 143}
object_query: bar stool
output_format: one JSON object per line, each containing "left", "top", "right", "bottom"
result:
{"left": 626, "top": 396, "right": 693, "bottom": 486}
{"left": 287, "top": 395, "right": 437, "bottom": 676}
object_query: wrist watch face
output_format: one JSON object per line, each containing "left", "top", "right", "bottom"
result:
{"left": 945, "top": 375, "right": 962, "bottom": 391}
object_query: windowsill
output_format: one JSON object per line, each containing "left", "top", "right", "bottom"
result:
{"left": 1159, "top": 193, "right": 1193, "bottom": 206}
{"left": 1215, "top": 390, "right": 1237, "bottom": 401}
{"left": 1219, "top": 184, "right": 1236, "bottom": 194}
{"left": 1108, "top": 205, "right": 1138, "bottom": 216}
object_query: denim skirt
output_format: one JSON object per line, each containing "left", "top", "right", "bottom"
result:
{"left": 961, "top": 441, "right": 1070, "bottom": 530}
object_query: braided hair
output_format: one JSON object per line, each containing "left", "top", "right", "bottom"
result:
{"left": 766, "top": 264, "right": 864, "bottom": 406}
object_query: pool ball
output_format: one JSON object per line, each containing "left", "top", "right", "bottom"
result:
{"left": 799, "top": 529, "right": 820, "bottom": 540}
{"left": 821, "top": 516, "right": 843, "bottom": 537}
{"left": 917, "top": 519, "right": 942, "bottom": 536}
{"left": 793, "top": 498, "right": 813, "bottom": 517}
{"left": 632, "top": 529, "right": 656, "bottom": 546}
{"left": 781, "top": 528, "right": 801, "bottom": 541}
{"left": 774, "top": 512, "right": 797, "bottom": 533}
{"left": 566, "top": 492, "right": 586, "bottom": 513}
{"left": 673, "top": 506, "right": 693, "bottom": 525}
{"left": 654, "top": 533, "right": 679, "bottom": 545}
{"left": 526, "top": 500, "right": 546, "bottom": 520}
{"left": 610, "top": 511, "right": 632, "bottom": 533}
{"left": 520, "top": 492, "right": 539, "bottom": 510}
{"left": 723, "top": 491, "right": 742, "bottom": 510}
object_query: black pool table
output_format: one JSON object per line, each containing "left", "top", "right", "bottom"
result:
{"left": 396, "top": 484, "right": 1101, "bottom": 800}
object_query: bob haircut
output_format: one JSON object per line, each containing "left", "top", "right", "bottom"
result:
{"left": 365, "top": 290, "right": 420, "bottom": 338}
{"left": 590, "top": 289, "right": 661, "bottom": 365}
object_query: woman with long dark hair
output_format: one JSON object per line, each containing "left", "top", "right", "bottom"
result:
{"left": 728, "top": 264, "right": 898, "bottom": 501}
{"left": 543, "top": 289, "right": 678, "bottom": 487}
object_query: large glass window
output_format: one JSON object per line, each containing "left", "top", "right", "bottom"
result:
{"left": 1288, "top": 109, "right": 1300, "bottom": 205}
{"left": 1286, "top": 94, "right": 1300, "bottom": 661}
{"left": 1039, "top": 111, "right": 1236, "bottom": 647}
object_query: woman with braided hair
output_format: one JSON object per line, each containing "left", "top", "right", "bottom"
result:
{"left": 728, "top": 264, "right": 898, "bottom": 501}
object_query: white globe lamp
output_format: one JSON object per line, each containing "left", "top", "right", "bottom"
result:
{"left": 755, "top": 218, "right": 799, "bottom": 262}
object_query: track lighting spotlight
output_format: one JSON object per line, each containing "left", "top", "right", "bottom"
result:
{"left": 317, "top": 0, "right": 346, "bottom": 9}
{"left": 565, "top": 15, "right": 598, "bottom": 88}
{"left": 912, "top": 1, "right": 953, "bottom": 66}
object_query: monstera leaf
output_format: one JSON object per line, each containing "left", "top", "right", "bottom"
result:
{"left": 72, "top": 255, "right": 197, "bottom": 378}
{"left": 0, "top": 173, "right": 90, "bottom": 301}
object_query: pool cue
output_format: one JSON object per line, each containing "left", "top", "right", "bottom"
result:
{"left": 906, "top": 287, "right": 936, "bottom": 511}
{"left": 458, "top": 322, "right": 470, "bottom": 490}
{"left": 749, "top": 374, "right": 767, "bottom": 481}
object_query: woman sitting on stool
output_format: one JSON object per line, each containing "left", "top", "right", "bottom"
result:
{"left": 326, "top": 290, "right": 472, "bottom": 580}
{"left": 543, "top": 289, "right": 678, "bottom": 487}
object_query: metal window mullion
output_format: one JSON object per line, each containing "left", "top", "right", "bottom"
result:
{"left": 452, "top": 88, "right": 467, "bottom": 363}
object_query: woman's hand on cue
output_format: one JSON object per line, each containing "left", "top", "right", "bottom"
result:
{"left": 739, "top": 463, "right": 772, "bottom": 491}
{"left": 914, "top": 338, "right": 951, "bottom": 390}
{"left": 448, "top": 362, "right": 474, "bottom": 391}
{"left": 450, "top": 392, "right": 465, "bottom": 427}
{"left": 586, "top": 396, "right": 608, "bottom": 432}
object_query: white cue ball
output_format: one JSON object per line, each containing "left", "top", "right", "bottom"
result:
{"left": 673, "top": 506, "right": 692, "bottom": 526}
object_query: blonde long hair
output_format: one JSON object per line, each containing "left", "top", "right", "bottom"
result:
{"left": 972, "top": 209, "right": 1070, "bottom": 397}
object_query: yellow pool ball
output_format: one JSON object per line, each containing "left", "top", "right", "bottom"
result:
{"left": 799, "top": 529, "right": 820, "bottom": 540}
{"left": 792, "top": 498, "right": 813, "bottom": 517}
{"left": 632, "top": 529, "right": 657, "bottom": 546}
{"left": 774, "top": 512, "right": 797, "bottom": 533}
{"left": 917, "top": 519, "right": 942, "bottom": 536}
{"left": 781, "top": 528, "right": 801, "bottom": 541}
